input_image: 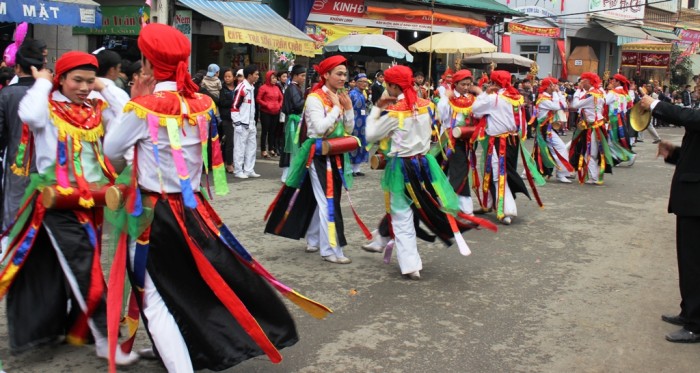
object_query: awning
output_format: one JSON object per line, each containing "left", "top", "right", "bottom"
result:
{"left": 179, "top": 0, "right": 315, "bottom": 57}
{"left": 595, "top": 20, "right": 655, "bottom": 41}
{"left": 642, "top": 27, "right": 680, "bottom": 41}
{"left": 0, "top": 0, "right": 102, "bottom": 27}
{"left": 415, "top": 0, "right": 524, "bottom": 18}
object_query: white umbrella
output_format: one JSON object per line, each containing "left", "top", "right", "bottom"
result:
{"left": 408, "top": 31, "right": 497, "bottom": 54}
{"left": 323, "top": 34, "right": 414, "bottom": 62}
{"left": 460, "top": 52, "right": 535, "bottom": 71}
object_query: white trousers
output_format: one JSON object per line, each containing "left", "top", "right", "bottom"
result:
{"left": 459, "top": 195, "right": 474, "bottom": 215}
{"left": 391, "top": 194, "right": 422, "bottom": 274}
{"left": 233, "top": 124, "right": 257, "bottom": 174}
{"left": 128, "top": 240, "right": 193, "bottom": 373}
{"left": 485, "top": 150, "right": 517, "bottom": 217}
{"left": 587, "top": 131, "right": 601, "bottom": 182}
{"left": 638, "top": 123, "right": 661, "bottom": 141}
{"left": 351, "top": 163, "right": 362, "bottom": 173}
{"left": 307, "top": 161, "right": 346, "bottom": 258}
{"left": 547, "top": 131, "right": 571, "bottom": 178}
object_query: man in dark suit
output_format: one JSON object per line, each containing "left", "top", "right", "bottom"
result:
{"left": 640, "top": 94, "right": 700, "bottom": 343}
{"left": 682, "top": 85, "right": 693, "bottom": 107}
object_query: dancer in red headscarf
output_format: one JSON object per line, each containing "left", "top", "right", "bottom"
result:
{"left": 531, "top": 77, "right": 575, "bottom": 182}
{"left": 435, "top": 69, "right": 484, "bottom": 215}
{"left": 569, "top": 71, "right": 615, "bottom": 184}
{"left": 472, "top": 70, "right": 545, "bottom": 225}
{"left": 361, "top": 65, "right": 497, "bottom": 280}
{"left": 265, "top": 55, "right": 370, "bottom": 264}
{"left": 0, "top": 51, "right": 137, "bottom": 365}
{"left": 104, "top": 24, "right": 329, "bottom": 372}
{"left": 604, "top": 73, "right": 636, "bottom": 166}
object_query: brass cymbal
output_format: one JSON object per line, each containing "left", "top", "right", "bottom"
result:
{"left": 630, "top": 102, "right": 651, "bottom": 132}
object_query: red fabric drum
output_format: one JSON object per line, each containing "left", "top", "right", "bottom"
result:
{"left": 452, "top": 126, "right": 475, "bottom": 140}
{"left": 321, "top": 136, "right": 360, "bottom": 155}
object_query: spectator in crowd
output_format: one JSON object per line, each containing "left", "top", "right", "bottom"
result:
{"left": 371, "top": 70, "right": 385, "bottom": 105}
{"left": 201, "top": 63, "right": 222, "bottom": 100}
{"left": 121, "top": 60, "right": 142, "bottom": 97}
{"left": 682, "top": 84, "right": 693, "bottom": 108}
{"left": 231, "top": 64, "right": 260, "bottom": 179}
{"left": 219, "top": 68, "right": 236, "bottom": 173}
{"left": 257, "top": 70, "right": 283, "bottom": 158}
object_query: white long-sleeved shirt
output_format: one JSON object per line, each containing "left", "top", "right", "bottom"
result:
{"left": 537, "top": 91, "right": 567, "bottom": 121}
{"left": 471, "top": 89, "right": 519, "bottom": 136}
{"left": 571, "top": 87, "right": 604, "bottom": 122}
{"left": 365, "top": 94, "right": 432, "bottom": 157}
{"left": 605, "top": 86, "right": 628, "bottom": 114}
{"left": 304, "top": 85, "right": 354, "bottom": 138}
{"left": 103, "top": 81, "right": 206, "bottom": 193}
{"left": 18, "top": 78, "right": 127, "bottom": 181}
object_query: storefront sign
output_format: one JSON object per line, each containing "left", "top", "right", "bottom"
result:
{"left": 0, "top": 0, "right": 101, "bottom": 27}
{"left": 225, "top": 27, "right": 316, "bottom": 57}
{"left": 622, "top": 51, "right": 669, "bottom": 68}
{"left": 305, "top": 22, "right": 381, "bottom": 55}
{"left": 308, "top": 0, "right": 465, "bottom": 33}
{"left": 514, "top": 6, "right": 557, "bottom": 18}
{"left": 73, "top": 6, "right": 148, "bottom": 35}
{"left": 173, "top": 10, "right": 192, "bottom": 72}
{"left": 509, "top": 23, "right": 560, "bottom": 38}
{"left": 589, "top": 0, "right": 645, "bottom": 21}
{"left": 383, "top": 30, "right": 397, "bottom": 40}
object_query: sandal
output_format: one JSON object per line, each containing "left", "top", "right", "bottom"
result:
{"left": 262, "top": 151, "right": 270, "bottom": 159}
{"left": 226, "top": 165, "right": 234, "bottom": 174}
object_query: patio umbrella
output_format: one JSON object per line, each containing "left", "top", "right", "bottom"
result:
{"left": 460, "top": 52, "right": 535, "bottom": 73}
{"left": 408, "top": 31, "right": 497, "bottom": 54}
{"left": 323, "top": 34, "right": 414, "bottom": 62}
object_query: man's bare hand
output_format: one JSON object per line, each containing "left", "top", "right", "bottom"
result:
{"left": 30, "top": 66, "right": 53, "bottom": 82}
{"left": 657, "top": 140, "right": 676, "bottom": 159}
{"left": 338, "top": 92, "right": 352, "bottom": 110}
{"left": 130, "top": 73, "right": 155, "bottom": 98}
{"left": 639, "top": 95, "right": 655, "bottom": 111}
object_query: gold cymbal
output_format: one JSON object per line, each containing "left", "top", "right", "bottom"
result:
{"left": 630, "top": 102, "right": 651, "bottom": 132}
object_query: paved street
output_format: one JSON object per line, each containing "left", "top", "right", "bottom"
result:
{"left": 2, "top": 127, "right": 700, "bottom": 372}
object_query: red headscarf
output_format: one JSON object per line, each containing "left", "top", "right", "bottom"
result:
{"left": 53, "top": 51, "right": 98, "bottom": 91}
{"left": 613, "top": 73, "right": 630, "bottom": 94}
{"left": 490, "top": 70, "right": 519, "bottom": 97}
{"left": 138, "top": 23, "right": 199, "bottom": 97}
{"left": 442, "top": 67, "right": 454, "bottom": 84}
{"left": 538, "top": 77, "right": 559, "bottom": 94}
{"left": 580, "top": 72, "right": 601, "bottom": 89}
{"left": 312, "top": 55, "right": 347, "bottom": 92}
{"left": 451, "top": 69, "right": 473, "bottom": 89}
{"left": 384, "top": 65, "right": 418, "bottom": 110}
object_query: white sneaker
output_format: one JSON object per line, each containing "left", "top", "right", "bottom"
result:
{"left": 361, "top": 230, "right": 390, "bottom": 253}
{"left": 556, "top": 176, "right": 572, "bottom": 184}
{"left": 234, "top": 173, "right": 248, "bottom": 179}
{"left": 323, "top": 254, "right": 352, "bottom": 264}
{"left": 96, "top": 346, "right": 140, "bottom": 366}
{"left": 246, "top": 171, "right": 261, "bottom": 178}
{"left": 406, "top": 270, "right": 421, "bottom": 280}
{"left": 305, "top": 245, "right": 319, "bottom": 253}
{"left": 585, "top": 179, "right": 603, "bottom": 185}
{"left": 499, "top": 216, "right": 512, "bottom": 225}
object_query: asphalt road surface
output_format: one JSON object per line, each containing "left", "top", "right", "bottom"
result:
{"left": 2, "top": 127, "right": 699, "bottom": 373}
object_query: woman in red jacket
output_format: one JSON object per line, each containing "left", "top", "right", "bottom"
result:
{"left": 257, "top": 70, "right": 283, "bottom": 158}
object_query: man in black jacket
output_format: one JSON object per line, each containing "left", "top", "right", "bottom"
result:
{"left": 279, "top": 64, "right": 306, "bottom": 183}
{"left": 640, "top": 94, "right": 700, "bottom": 343}
{"left": 0, "top": 39, "right": 45, "bottom": 241}
{"left": 371, "top": 70, "right": 385, "bottom": 106}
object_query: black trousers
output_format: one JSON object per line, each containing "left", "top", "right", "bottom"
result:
{"left": 260, "top": 112, "right": 279, "bottom": 152}
{"left": 222, "top": 118, "right": 234, "bottom": 165}
{"left": 676, "top": 216, "right": 700, "bottom": 332}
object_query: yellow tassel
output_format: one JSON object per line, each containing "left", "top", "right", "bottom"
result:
{"left": 56, "top": 185, "right": 74, "bottom": 196}
{"left": 78, "top": 197, "right": 95, "bottom": 209}
{"left": 65, "top": 335, "right": 87, "bottom": 346}
{"left": 10, "top": 164, "right": 29, "bottom": 177}
{"left": 284, "top": 291, "right": 333, "bottom": 319}
{"left": 328, "top": 222, "right": 337, "bottom": 248}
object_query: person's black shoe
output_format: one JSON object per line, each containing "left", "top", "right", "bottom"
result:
{"left": 354, "top": 172, "right": 365, "bottom": 176}
{"left": 665, "top": 328, "right": 700, "bottom": 343}
{"left": 662, "top": 313, "right": 688, "bottom": 326}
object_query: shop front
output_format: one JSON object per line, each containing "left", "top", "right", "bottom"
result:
{"left": 73, "top": 4, "right": 149, "bottom": 62}
{"left": 178, "top": 0, "right": 314, "bottom": 74}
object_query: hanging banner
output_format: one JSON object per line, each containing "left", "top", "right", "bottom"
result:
{"left": 0, "top": 0, "right": 102, "bottom": 27}
{"left": 621, "top": 51, "right": 669, "bottom": 68}
{"left": 556, "top": 38, "right": 567, "bottom": 80}
{"left": 74, "top": 6, "right": 149, "bottom": 35}
{"left": 305, "top": 22, "right": 382, "bottom": 55}
{"left": 589, "top": 0, "right": 645, "bottom": 21}
{"left": 621, "top": 52, "right": 639, "bottom": 67}
{"left": 308, "top": 0, "right": 466, "bottom": 33}
{"left": 173, "top": 10, "right": 192, "bottom": 72}
{"left": 509, "top": 23, "right": 561, "bottom": 38}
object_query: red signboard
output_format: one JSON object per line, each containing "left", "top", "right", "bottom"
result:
{"left": 308, "top": 0, "right": 466, "bottom": 33}
{"left": 383, "top": 30, "right": 397, "bottom": 40}
{"left": 622, "top": 51, "right": 670, "bottom": 69}
{"left": 621, "top": 52, "right": 639, "bottom": 67}
{"left": 677, "top": 29, "right": 700, "bottom": 43}
{"left": 509, "top": 22, "right": 561, "bottom": 38}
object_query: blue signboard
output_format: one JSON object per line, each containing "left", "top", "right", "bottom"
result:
{"left": 0, "top": 0, "right": 102, "bottom": 27}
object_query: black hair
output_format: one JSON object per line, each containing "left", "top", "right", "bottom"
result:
{"left": 193, "top": 70, "right": 206, "bottom": 85}
{"left": 16, "top": 38, "right": 46, "bottom": 74}
{"left": 123, "top": 60, "right": 142, "bottom": 82}
{"left": 243, "top": 64, "right": 258, "bottom": 79}
{"left": 375, "top": 70, "right": 383, "bottom": 78}
{"left": 0, "top": 67, "right": 15, "bottom": 87}
{"left": 414, "top": 71, "right": 425, "bottom": 78}
{"left": 95, "top": 50, "right": 121, "bottom": 77}
{"left": 276, "top": 70, "right": 288, "bottom": 79}
{"left": 522, "top": 78, "right": 531, "bottom": 83}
